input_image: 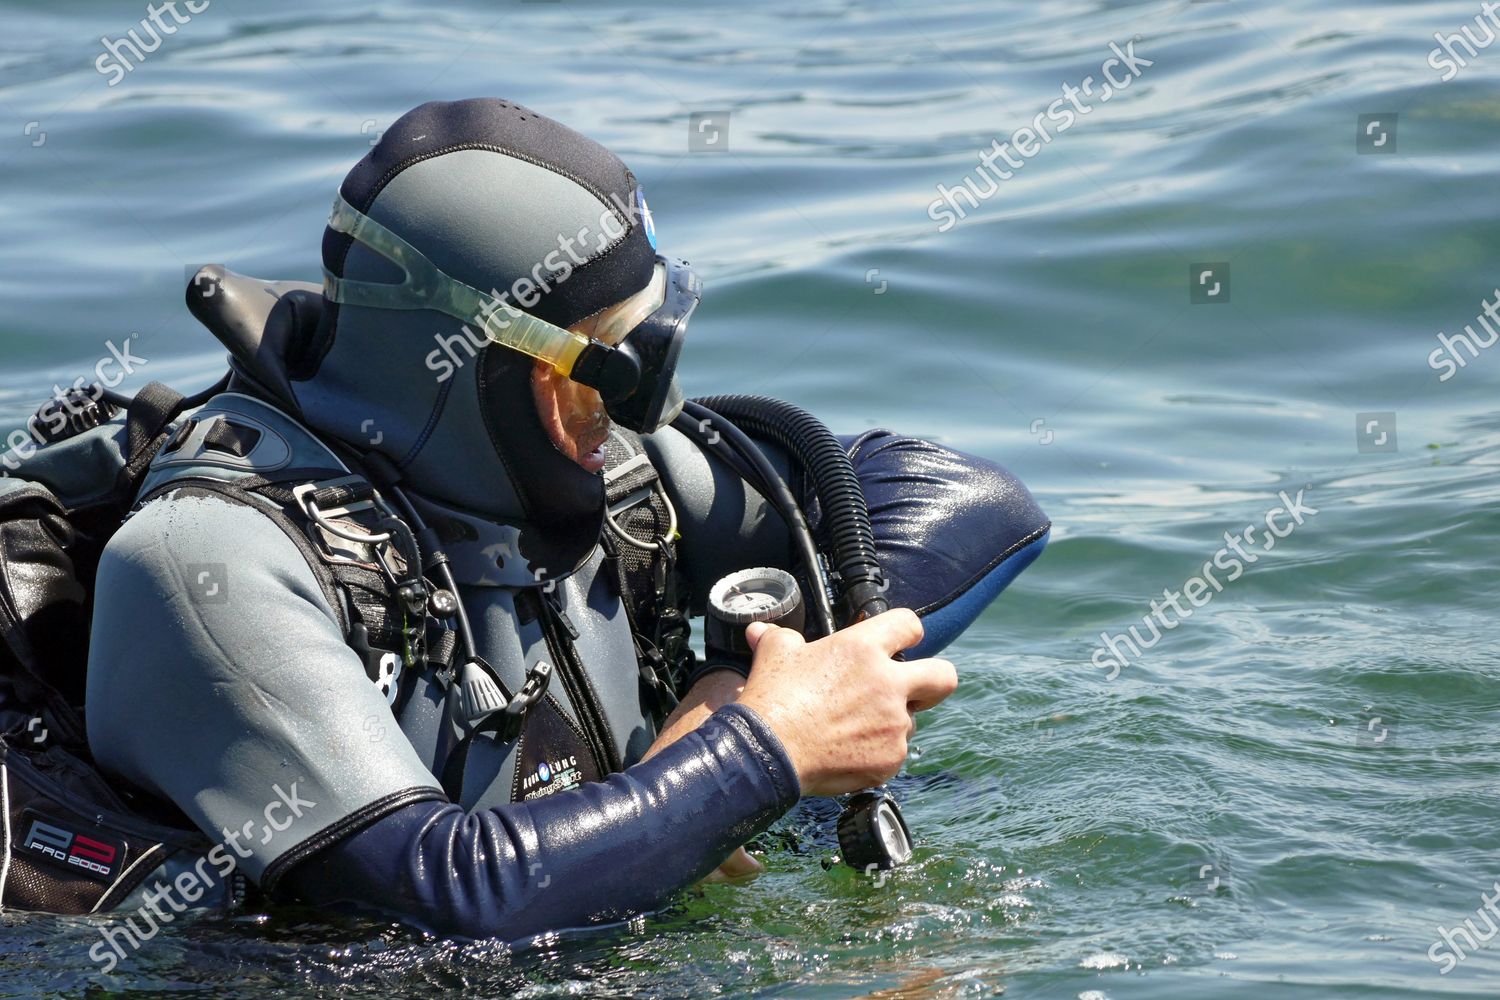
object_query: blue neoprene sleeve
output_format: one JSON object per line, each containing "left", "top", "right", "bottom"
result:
{"left": 279, "top": 704, "right": 799, "bottom": 942}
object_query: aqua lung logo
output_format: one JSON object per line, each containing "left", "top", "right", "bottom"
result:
{"left": 520, "top": 754, "right": 581, "bottom": 797}
{"left": 20, "top": 814, "right": 123, "bottom": 881}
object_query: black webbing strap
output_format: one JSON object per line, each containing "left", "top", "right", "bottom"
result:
{"left": 307, "top": 480, "right": 377, "bottom": 509}
{"left": 426, "top": 627, "right": 457, "bottom": 671}
{"left": 597, "top": 435, "right": 690, "bottom": 715}
{"left": 199, "top": 419, "right": 261, "bottom": 458}
{"left": 604, "top": 454, "right": 659, "bottom": 507}
{"left": 124, "top": 382, "right": 185, "bottom": 459}
{"left": 115, "top": 381, "right": 187, "bottom": 500}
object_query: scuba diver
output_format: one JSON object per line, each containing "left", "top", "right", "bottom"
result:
{"left": 0, "top": 98, "right": 1049, "bottom": 943}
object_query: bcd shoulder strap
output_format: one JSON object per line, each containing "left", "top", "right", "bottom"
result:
{"left": 599, "top": 430, "right": 693, "bottom": 719}
{"left": 117, "top": 381, "right": 187, "bottom": 501}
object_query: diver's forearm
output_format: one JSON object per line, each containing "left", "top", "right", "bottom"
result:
{"left": 280, "top": 704, "right": 798, "bottom": 942}
{"left": 643, "top": 668, "right": 746, "bottom": 763}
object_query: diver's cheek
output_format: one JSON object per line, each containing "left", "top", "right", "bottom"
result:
{"left": 531, "top": 361, "right": 579, "bottom": 462}
{"left": 564, "top": 395, "right": 609, "bottom": 441}
{"left": 567, "top": 395, "right": 612, "bottom": 474}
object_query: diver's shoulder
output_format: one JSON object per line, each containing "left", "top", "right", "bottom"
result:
{"left": 135, "top": 389, "right": 349, "bottom": 499}
{"left": 101, "top": 487, "right": 303, "bottom": 591}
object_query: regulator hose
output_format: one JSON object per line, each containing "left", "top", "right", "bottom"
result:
{"left": 689, "top": 395, "right": 913, "bottom": 873}
{"left": 675, "top": 401, "right": 837, "bottom": 637}
{"left": 690, "top": 394, "right": 889, "bottom": 625}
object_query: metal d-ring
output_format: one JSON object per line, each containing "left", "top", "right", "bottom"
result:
{"left": 296, "top": 485, "right": 395, "bottom": 545}
{"left": 604, "top": 485, "right": 678, "bottom": 552}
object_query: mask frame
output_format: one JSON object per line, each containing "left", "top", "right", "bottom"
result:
{"left": 322, "top": 194, "right": 700, "bottom": 433}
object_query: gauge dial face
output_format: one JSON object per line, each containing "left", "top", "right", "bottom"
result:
{"left": 722, "top": 588, "right": 782, "bottom": 616}
{"left": 876, "top": 802, "right": 912, "bottom": 861}
{"left": 708, "top": 567, "right": 801, "bottom": 625}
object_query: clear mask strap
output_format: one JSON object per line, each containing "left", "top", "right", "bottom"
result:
{"left": 322, "top": 194, "right": 590, "bottom": 375}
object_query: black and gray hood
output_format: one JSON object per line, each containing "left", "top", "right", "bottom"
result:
{"left": 213, "top": 98, "right": 663, "bottom": 580}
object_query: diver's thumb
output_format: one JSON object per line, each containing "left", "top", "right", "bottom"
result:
{"left": 745, "top": 621, "right": 802, "bottom": 653}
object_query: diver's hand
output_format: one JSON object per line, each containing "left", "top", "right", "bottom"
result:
{"left": 736, "top": 609, "right": 957, "bottom": 798}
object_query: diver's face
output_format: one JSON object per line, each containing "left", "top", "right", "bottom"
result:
{"left": 531, "top": 272, "right": 665, "bottom": 474}
{"left": 532, "top": 362, "right": 611, "bottom": 474}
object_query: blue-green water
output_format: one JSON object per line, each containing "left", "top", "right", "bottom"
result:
{"left": 3, "top": 0, "right": 1498, "bottom": 996}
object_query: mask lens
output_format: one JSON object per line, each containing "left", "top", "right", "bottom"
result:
{"left": 659, "top": 378, "right": 686, "bottom": 427}
{"left": 596, "top": 258, "right": 700, "bottom": 434}
{"left": 584, "top": 264, "right": 667, "bottom": 347}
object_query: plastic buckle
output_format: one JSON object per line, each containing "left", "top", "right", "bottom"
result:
{"left": 497, "top": 660, "right": 553, "bottom": 741}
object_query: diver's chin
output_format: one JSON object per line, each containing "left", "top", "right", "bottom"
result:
{"left": 577, "top": 439, "right": 608, "bottom": 475}
{"left": 570, "top": 425, "right": 611, "bottom": 474}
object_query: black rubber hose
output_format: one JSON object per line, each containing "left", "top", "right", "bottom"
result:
{"left": 385, "top": 484, "right": 479, "bottom": 662}
{"left": 675, "top": 403, "right": 837, "bottom": 637}
{"left": 99, "top": 371, "right": 230, "bottom": 410}
{"left": 692, "top": 396, "right": 910, "bottom": 872}
{"left": 691, "top": 394, "right": 889, "bottom": 625}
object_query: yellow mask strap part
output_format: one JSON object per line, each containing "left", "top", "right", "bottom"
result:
{"left": 323, "top": 194, "right": 591, "bottom": 376}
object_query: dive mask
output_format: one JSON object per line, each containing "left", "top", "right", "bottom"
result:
{"left": 323, "top": 194, "right": 699, "bottom": 434}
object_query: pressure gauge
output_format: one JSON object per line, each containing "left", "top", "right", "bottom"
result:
{"left": 837, "top": 789, "right": 913, "bottom": 872}
{"left": 705, "top": 567, "right": 806, "bottom": 667}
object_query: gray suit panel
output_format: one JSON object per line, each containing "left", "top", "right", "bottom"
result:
{"left": 85, "top": 492, "right": 444, "bottom": 882}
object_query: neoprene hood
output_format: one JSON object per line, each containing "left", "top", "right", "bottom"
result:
{"left": 291, "top": 98, "right": 664, "bottom": 575}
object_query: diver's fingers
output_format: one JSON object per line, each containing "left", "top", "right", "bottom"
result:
{"left": 716, "top": 847, "right": 764, "bottom": 879}
{"left": 902, "top": 657, "right": 958, "bottom": 713}
{"left": 853, "top": 608, "right": 925, "bottom": 656}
